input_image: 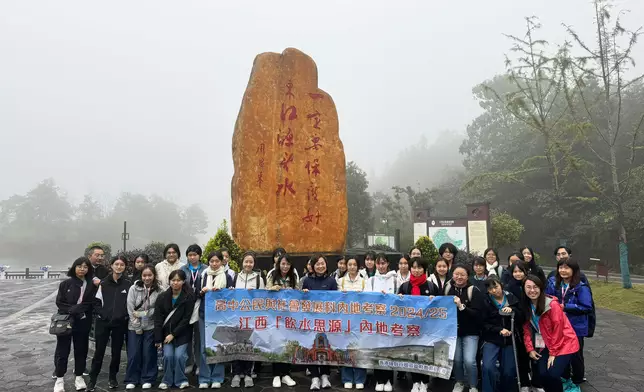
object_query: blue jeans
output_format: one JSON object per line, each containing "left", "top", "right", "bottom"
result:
{"left": 124, "top": 330, "right": 158, "bottom": 385}
{"left": 162, "top": 343, "right": 188, "bottom": 387}
{"left": 198, "top": 318, "right": 225, "bottom": 384}
{"left": 341, "top": 367, "right": 367, "bottom": 384}
{"left": 481, "top": 343, "right": 516, "bottom": 392}
{"left": 453, "top": 335, "right": 479, "bottom": 388}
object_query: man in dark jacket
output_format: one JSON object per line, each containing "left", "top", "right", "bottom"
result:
{"left": 88, "top": 245, "right": 109, "bottom": 283}
{"left": 88, "top": 256, "right": 132, "bottom": 391}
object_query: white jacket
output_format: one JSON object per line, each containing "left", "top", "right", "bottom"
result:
{"left": 233, "top": 270, "right": 265, "bottom": 289}
{"left": 429, "top": 274, "right": 447, "bottom": 290}
{"left": 396, "top": 271, "right": 411, "bottom": 287}
{"left": 337, "top": 274, "right": 366, "bottom": 292}
{"left": 364, "top": 270, "right": 398, "bottom": 293}
{"left": 155, "top": 260, "right": 185, "bottom": 291}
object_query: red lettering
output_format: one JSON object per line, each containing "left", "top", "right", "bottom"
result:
{"left": 344, "top": 319, "right": 352, "bottom": 333}
{"left": 375, "top": 304, "right": 387, "bottom": 316}
{"left": 307, "top": 185, "right": 319, "bottom": 202}
{"left": 255, "top": 316, "right": 268, "bottom": 330}
{"left": 239, "top": 317, "right": 252, "bottom": 330}
{"left": 252, "top": 298, "right": 265, "bottom": 311}
{"left": 307, "top": 111, "right": 322, "bottom": 129}
{"left": 299, "top": 318, "right": 312, "bottom": 331}
{"left": 406, "top": 325, "right": 421, "bottom": 337}
{"left": 305, "top": 159, "right": 321, "bottom": 177}
{"left": 227, "top": 299, "right": 239, "bottom": 310}
{"left": 305, "top": 135, "right": 322, "bottom": 151}
{"left": 302, "top": 208, "right": 322, "bottom": 224}
{"left": 285, "top": 317, "right": 297, "bottom": 329}
{"left": 279, "top": 153, "right": 294, "bottom": 172}
{"left": 313, "top": 301, "right": 324, "bottom": 313}
{"left": 257, "top": 158, "right": 265, "bottom": 169}
{"left": 256, "top": 143, "right": 265, "bottom": 155}
{"left": 376, "top": 321, "right": 388, "bottom": 335}
{"left": 289, "top": 300, "right": 300, "bottom": 312}
{"left": 280, "top": 103, "right": 297, "bottom": 123}
{"left": 216, "top": 300, "right": 227, "bottom": 311}
{"left": 276, "top": 178, "right": 296, "bottom": 197}
{"left": 325, "top": 301, "right": 336, "bottom": 314}
{"left": 285, "top": 81, "right": 295, "bottom": 98}
{"left": 256, "top": 172, "right": 263, "bottom": 188}
{"left": 360, "top": 320, "right": 373, "bottom": 334}
{"left": 265, "top": 299, "right": 277, "bottom": 311}
{"left": 276, "top": 316, "right": 282, "bottom": 329}
{"left": 350, "top": 302, "right": 361, "bottom": 314}
{"left": 277, "top": 128, "right": 294, "bottom": 147}
{"left": 301, "top": 300, "right": 312, "bottom": 312}
{"left": 328, "top": 319, "right": 342, "bottom": 333}
{"left": 362, "top": 303, "right": 375, "bottom": 315}
{"left": 391, "top": 323, "right": 404, "bottom": 337}
{"left": 239, "top": 299, "right": 251, "bottom": 311}
{"left": 338, "top": 302, "right": 349, "bottom": 314}
{"left": 309, "top": 93, "right": 325, "bottom": 100}
{"left": 314, "top": 319, "right": 326, "bottom": 332}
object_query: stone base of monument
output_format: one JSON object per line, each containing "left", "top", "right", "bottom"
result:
{"left": 253, "top": 250, "right": 403, "bottom": 276}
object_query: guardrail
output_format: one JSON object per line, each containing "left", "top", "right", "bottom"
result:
{"left": 0, "top": 268, "right": 66, "bottom": 280}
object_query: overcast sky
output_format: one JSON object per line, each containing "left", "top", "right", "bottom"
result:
{"left": 2, "top": 0, "right": 643, "bottom": 233}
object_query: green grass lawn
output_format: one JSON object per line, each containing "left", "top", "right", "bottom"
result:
{"left": 590, "top": 280, "right": 644, "bottom": 318}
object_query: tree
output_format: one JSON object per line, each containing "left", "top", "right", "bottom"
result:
{"left": 490, "top": 210, "right": 525, "bottom": 249}
{"left": 414, "top": 236, "right": 439, "bottom": 265}
{"left": 346, "top": 161, "right": 372, "bottom": 248}
{"left": 144, "top": 241, "right": 166, "bottom": 265}
{"left": 563, "top": 0, "right": 644, "bottom": 288}
{"left": 203, "top": 220, "right": 242, "bottom": 272}
{"left": 181, "top": 204, "right": 209, "bottom": 240}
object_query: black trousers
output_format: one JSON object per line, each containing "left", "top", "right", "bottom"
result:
{"left": 374, "top": 369, "right": 394, "bottom": 383}
{"left": 90, "top": 319, "right": 127, "bottom": 381}
{"left": 273, "top": 362, "right": 292, "bottom": 377}
{"left": 54, "top": 316, "right": 92, "bottom": 377}
{"left": 233, "top": 360, "right": 253, "bottom": 376}
{"left": 571, "top": 337, "right": 585, "bottom": 383}
{"left": 411, "top": 373, "right": 429, "bottom": 383}
{"left": 310, "top": 365, "right": 331, "bottom": 377}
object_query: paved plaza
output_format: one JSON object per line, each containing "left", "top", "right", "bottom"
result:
{"left": 0, "top": 279, "right": 642, "bottom": 392}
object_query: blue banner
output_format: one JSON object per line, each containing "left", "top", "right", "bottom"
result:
{"left": 204, "top": 289, "right": 457, "bottom": 379}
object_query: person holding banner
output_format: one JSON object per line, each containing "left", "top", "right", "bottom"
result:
{"left": 338, "top": 256, "right": 367, "bottom": 390}
{"left": 154, "top": 269, "right": 195, "bottom": 390}
{"left": 397, "top": 257, "right": 439, "bottom": 392}
{"left": 446, "top": 264, "right": 484, "bottom": 392}
{"left": 231, "top": 251, "right": 265, "bottom": 388}
{"left": 198, "top": 250, "right": 234, "bottom": 389}
{"left": 267, "top": 253, "right": 299, "bottom": 388}
{"left": 365, "top": 253, "right": 398, "bottom": 392}
{"left": 522, "top": 275, "right": 579, "bottom": 392}
{"left": 302, "top": 254, "right": 338, "bottom": 390}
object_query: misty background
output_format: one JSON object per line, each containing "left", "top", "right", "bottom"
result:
{"left": 2, "top": 1, "right": 644, "bottom": 270}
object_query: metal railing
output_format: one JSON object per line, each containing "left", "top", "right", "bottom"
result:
{"left": 0, "top": 268, "right": 65, "bottom": 280}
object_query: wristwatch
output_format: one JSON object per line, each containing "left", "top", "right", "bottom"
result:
{"left": 458, "top": 304, "right": 466, "bottom": 311}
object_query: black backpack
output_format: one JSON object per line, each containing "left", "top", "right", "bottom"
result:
{"left": 586, "top": 284, "right": 597, "bottom": 338}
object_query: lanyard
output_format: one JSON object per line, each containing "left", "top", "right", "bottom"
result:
{"left": 490, "top": 294, "right": 507, "bottom": 309}
{"left": 530, "top": 303, "right": 540, "bottom": 333}
{"left": 561, "top": 283, "right": 570, "bottom": 299}
{"left": 143, "top": 287, "right": 150, "bottom": 311}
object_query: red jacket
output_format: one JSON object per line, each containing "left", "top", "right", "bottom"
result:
{"left": 523, "top": 296, "right": 580, "bottom": 356}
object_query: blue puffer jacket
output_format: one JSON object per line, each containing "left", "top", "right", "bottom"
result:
{"left": 545, "top": 277, "right": 593, "bottom": 337}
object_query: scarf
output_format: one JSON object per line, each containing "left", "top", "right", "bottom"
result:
{"left": 410, "top": 274, "right": 427, "bottom": 296}
{"left": 486, "top": 261, "right": 499, "bottom": 276}
{"left": 206, "top": 267, "right": 227, "bottom": 290}
{"left": 489, "top": 294, "right": 507, "bottom": 310}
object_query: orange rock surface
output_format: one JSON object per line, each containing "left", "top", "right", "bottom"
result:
{"left": 231, "top": 48, "right": 348, "bottom": 254}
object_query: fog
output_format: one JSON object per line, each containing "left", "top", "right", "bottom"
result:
{"left": 2, "top": 0, "right": 643, "bottom": 245}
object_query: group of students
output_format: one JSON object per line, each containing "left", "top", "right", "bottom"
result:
{"left": 52, "top": 243, "right": 593, "bottom": 392}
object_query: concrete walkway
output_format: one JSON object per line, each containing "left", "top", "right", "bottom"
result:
{"left": 0, "top": 280, "right": 642, "bottom": 391}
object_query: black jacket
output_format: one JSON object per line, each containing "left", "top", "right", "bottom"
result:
{"left": 398, "top": 280, "right": 440, "bottom": 296}
{"left": 95, "top": 275, "right": 132, "bottom": 325}
{"left": 526, "top": 262, "right": 547, "bottom": 285}
{"left": 482, "top": 291, "right": 523, "bottom": 346}
{"left": 469, "top": 276, "right": 487, "bottom": 293}
{"left": 154, "top": 289, "right": 195, "bottom": 346}
{"left": 92, "top": 263, "right": 109, "bottom": 280}
{"left": 445, "top": 280, "right": 484, "bottom": 337}
{"left": 56, "top": 277, "right": 98, "bottom": 318}
{"left": 505, "top": 276, "right": 523, "bottom": 300}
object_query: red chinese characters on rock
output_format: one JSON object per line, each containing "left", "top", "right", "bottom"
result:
{"left": 307, "top": 185, "right": 319, "bottom": 202}
{"left": 305, "top": 135, "right": 323, "bottom": 151}
{"left": 307, "top": 111, "right": 322, "bottom": 129}
{"left": 276, "top": 178, "right": 296, "bottom": 197}
{"left": 279, "top": 153, "right": 294, "bottom": 172}
{"left": 302, "top": 208, "right": 322, "bottom": 224}
{"left": 305, "top": 159, "right": 321, "bottom": 177}
{"left": 256, "top": 143, "right": 265, "bottom": 188}
{"left": 277, "top": 128, "right": 294, "bottom": 147}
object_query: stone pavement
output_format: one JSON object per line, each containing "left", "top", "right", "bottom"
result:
{"left": 0, "top": 279, "right": 642, "bottom": 392}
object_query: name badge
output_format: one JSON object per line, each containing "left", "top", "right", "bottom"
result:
{"left": 535, "top": 333, "right": 545, "bottom": 349}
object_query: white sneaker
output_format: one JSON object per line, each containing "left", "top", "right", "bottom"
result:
{"left": 321, "top": 375, "right": 331, "bottom": 389}
{"left": 199, "top": 383, "right": 209, "bottom": 389}
{"left": 311, "top": 377, "right": 321, "bottom": 390}
{"left": 54, "top": 377, "right": 65, "bottom": 392}
{"left": 180, "top": 382, "right": 190, "bottom": 389}
{"left": 411, "top": 382, "right": 420, "bottom": 392}
{"left": 376, "top": 383, "right": 385, "bottom": 392}
{"left": 282, "top": 375, "right": 296, "bottom": 387}
{"left": 520, "top": 388, "right": 530, "bottom": 392}
{"left": 419, "top": 382, "right": 428, "bottom": 392}
{"left": 306, "top": 369, "right": 312, "bottom": 376}
{"left": 532, "top": 389, "right": 545, "bottom": 392}
{"left": 344, "top": 383, "right": 353, "bottom": 389}
{"left": 211, "top": 382, "right": 222, "bottom": 389}
{"left": 244, "top": 376, "right": 254, "bottom": 387}
{"left": 125, "top": 384, "right": 136, "bottom": 390}
{"left": 468, "top": 388, "right": 478, "bottom": 392}
{"left": 251, "top": 373, "right": 258, "bottom": 379}
{"left": 158, "top": 384, "right": 169, "bottom": 390}
{"left": 231, "top": 375, "right": 241, "bottom": 388}
{"left": 273, "top": 376, "right": 282, "bottom": 388}
{"left": 355, "top": 384, "right": 364, "bottom": 390}
{"left": 75, "top": 376, "right": 87, "bottom": 391}
{"left": 452, "top": 382, "right": 464, "bottom": 392}
{"left": 384, "top": 381, "right": 393, "bottom": 392}
{"left": 142, "top": 384, "right": 152, "bottom": 390}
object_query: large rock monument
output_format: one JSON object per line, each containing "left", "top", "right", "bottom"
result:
{"left": 231, "top": 48, "right": 348, "bottom": 254}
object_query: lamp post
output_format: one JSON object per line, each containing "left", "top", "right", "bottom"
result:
{"left": 121, "top": 221, "right": 130, "bottom": 252}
